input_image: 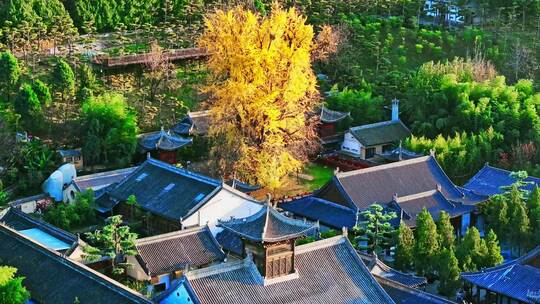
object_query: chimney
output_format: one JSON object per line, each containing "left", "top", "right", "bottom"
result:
{"left": 391, "top": 99, "right": 400, "bottom": 121}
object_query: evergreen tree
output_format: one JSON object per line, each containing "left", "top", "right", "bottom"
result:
{"left": 414, "top": 208, "right": 440, "bottom": 276}
{"left": 437, "top": 248, "right": 461, "bottom": 298}
{"left": 456, "top": 227, "right": 487, "bottom": 272}
{"left": 31, "top": 79, "right": 52, "bottom": 107}
{"left": 52, "top": 58, "right": 75, "bottom": 118}
{"left": 0, "top": 51, "right": 20, "bottom": 103}
{"left": 354, "top": 204, "right": 397, "bottom": 254}
{"left": 394, "top": 222, "right": 415, "bottom": 271}
{"left": 484, "top": 229, "right": 504, "bottom": 268}
{"left": 507, "top": 189, "right": 530, "bottom": 255}
{"left": 482, "top": 195, "right": 509, "bottom": 242}
{"left": 14, "top": 84, "right": 43, "bottom": 131}
{"left": 436, "top": 211, "right": 455, "bottom": 250}
{"left": 0, "top": 266, "right": 30, "bottom": 304}
{"left": 83, "top": 215, "right": 138, "bottom": 276}
{"left": 529, "top": 186, "right": 540, "bottom": 246}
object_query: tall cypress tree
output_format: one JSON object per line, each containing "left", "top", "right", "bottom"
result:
{"left": 456, "top": 227, "right": 487, "bottom": 272}
{"left": 529, "top": 186, "right": 540, "bottom": 247}
{"left": 437, "top": 248, "right": 461, "bottom": 297}
{"left": 394, "top": 222, "right": 415, "bottom": 271}
{"left": 437, "top": 211, "right": 455, "bottom": 250}
{"left": 414, "top": 208, "right": 440, "bottom": 276}
{"left": 484, "top": 229, "right": 504, "bottom": 268}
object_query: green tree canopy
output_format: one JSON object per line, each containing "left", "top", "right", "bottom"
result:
{"left": 14, "top": 83, "right": 43, "bottom": 131}
{"left": 414, "top": 208, "right": 440, "bottom": 276}
{"left": 83, "top": 215, "right": 138, "bottom": 275}
{"left": 354, "top": 204, "right": 397, "bottom": 254}
{"left": 436, "top": 248, "right": 461, "bottom": 297}
{"left": 436, "top": 211, "right": 455, "bottom": 250}
{"left": 456, "top": 227, "right": 487, "bottom": 272}
{"left": 0, "top": 51, "right": 20, "bottom": 103}
{"left": 484, "top": 229, "right": 504, "bottom": 267}
{"left": 80, "top": 93, "right": 138, "bottom": 167}
{"left": 0, "top": 266, "right": 30, "bottom": 304}
{"left": 394, "top": 222, "right": 415, "bottom": 271}
{"left": 52, "top": 58, "right": 75, "bottom": 101}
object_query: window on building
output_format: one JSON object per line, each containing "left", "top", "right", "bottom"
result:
{"left": 365, "top": 147, "right": 376, "bottom": 159}
{"left": 382, "top": 144, "right": 393, "bottom": 152}
{"left": 154, "top": 282, "right": 166, "bottom": 293}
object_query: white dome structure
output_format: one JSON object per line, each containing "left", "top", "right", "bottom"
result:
{"left": 42, "top": 170, "right": 64, "bottom": 202}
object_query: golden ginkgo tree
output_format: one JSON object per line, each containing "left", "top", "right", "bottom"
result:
{"left": 199, "top": 2, "right": 319, "bottom": 191}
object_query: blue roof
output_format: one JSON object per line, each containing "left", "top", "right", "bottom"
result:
{"left": 279, "top": 195, "right": 357, "bottom": 229}
{"left": 153, "top": 276, "right": 200, "bottom": 304}
{"left": 464, "top": 165, "right": 540, "bottom": 196}
{"left": 19, "top": 228, "right": 72, "bottom": 251}
{"left": 461, "top": 247, "right": 540, "bottom": 303}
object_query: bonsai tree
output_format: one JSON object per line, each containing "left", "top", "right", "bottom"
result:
{"left": 354, "top": 204, "right": 397, "bottom": 254}
{"left": 83, "top": 215, "right": 138, "bottom": 276}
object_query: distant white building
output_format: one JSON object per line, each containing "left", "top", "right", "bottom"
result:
{"left": 341, "top": 100, "right": 411, "bottom": 159}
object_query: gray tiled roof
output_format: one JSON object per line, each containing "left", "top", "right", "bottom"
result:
{"left": 461, "top": 247, "right": 540, "bottom": 304}
{"left": 171, "top": 110, "right": 211, "bottom": 136}
{"left": 350, "top": 120, "right": 410, "bottom": 147}
{"left": 317, "top": 156, "right": 486, "bottom": 211}
{"left": 387, "top": 189, "right": 476, "bottom": 228}
{"left": 108, "top": 158, "right": 221, "bottom": 221}
{"left": 218, "top": 204, "right": 318, "bottom": 242}
{"left": 138, "top": 128, "right": 192, "bottom": 151}
{"left": 187, "top": 236, "right": 395, "bottom": 304}
{"left": 73, "top": 166, "right": 137, "bottom": 192}
{"left": 135, "top": 226, "right": 225, "bottom": 276}
{"left": 320, "top": 106, "right": 350, "bottom": 123}
{"left": 0, "top": 224, "right": 152, "bottom": 304}
{"left": 0, "top": 208, "right": 77, "bottom": 249}
{"left": 376, "top": 276, "right": 456, "bottom": 304}
{"left": 358, "top": 252, "right": 427, "bottom": 288}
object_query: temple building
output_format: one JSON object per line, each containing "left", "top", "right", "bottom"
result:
{"left": 175, "top": 203, "right": 396, "bottom": 304}
{"left": 461, "top": 247, "right": 540, "bottom": 304}
{"left": 281, "top": 155, "right": 487, "bottom": 236}
{"left": 341, "top": 100, "right": 411, "bottom": 159}
{"left": 319, "top": 106, "right": 350, "bottom": 146}
{"left": 138, "top": 127, "right": 192, "bottom": 164}
{"left": 96, "top": 157, "right": 263, "bottom": 235}
{"left": 464, "top": 164, "right": 540, "bottom": 197}
{"left": 127, "top": 226, "right": 225, "bottom": 293}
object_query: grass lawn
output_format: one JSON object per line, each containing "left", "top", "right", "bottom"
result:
{"left": 302, "top": 163, "right": 334, "bottom": 191}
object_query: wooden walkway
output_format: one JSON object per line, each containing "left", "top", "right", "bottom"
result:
{"left": 92, "top": 47, "right": 208, "bottom": 67}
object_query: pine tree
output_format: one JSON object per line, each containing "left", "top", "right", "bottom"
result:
{"left": 484, "top": 229, "right": 504, "bottom": 268}
{"left": 14, "top": 84, "right": 43, "bottom": 131}
{"left": 354, "top": 204, "right": 397, "bottom": 254}
{"left": 83, "top": 215, "right": 138, "bottom": 276}
{"left": 394, "top": 222, "right": 415, "bottom": 271}
{"left": 414, "top": 208, "right": 440, "bottom": 276}
{"left": 0, "top": 51, "right": 20, "bottom": 103}
{"left": 437, "top": 248, "right": 461, "bottom": 298}
{"left": 31, "top": 79, "right": 52, "bottom": 107}
{"left": 437, "top": 211, "right": 455, "bottom": 250}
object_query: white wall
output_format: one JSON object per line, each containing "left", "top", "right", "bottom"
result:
{"left": 341, "top": 132, "right": 362, "bottom": 157}
{"left": 182, "top": 189, "right": 263, "bottom": 236}
{"left": 126, "top": 255, "right": 151, "bottom": 281}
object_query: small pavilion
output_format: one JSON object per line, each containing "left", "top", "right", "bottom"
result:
{"left": 138, "top": 127, "right": 192, "bottom": 164}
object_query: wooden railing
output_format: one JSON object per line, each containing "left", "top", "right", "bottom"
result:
{"left": 93, "top": 47, "right": 208, "bottom": 67}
